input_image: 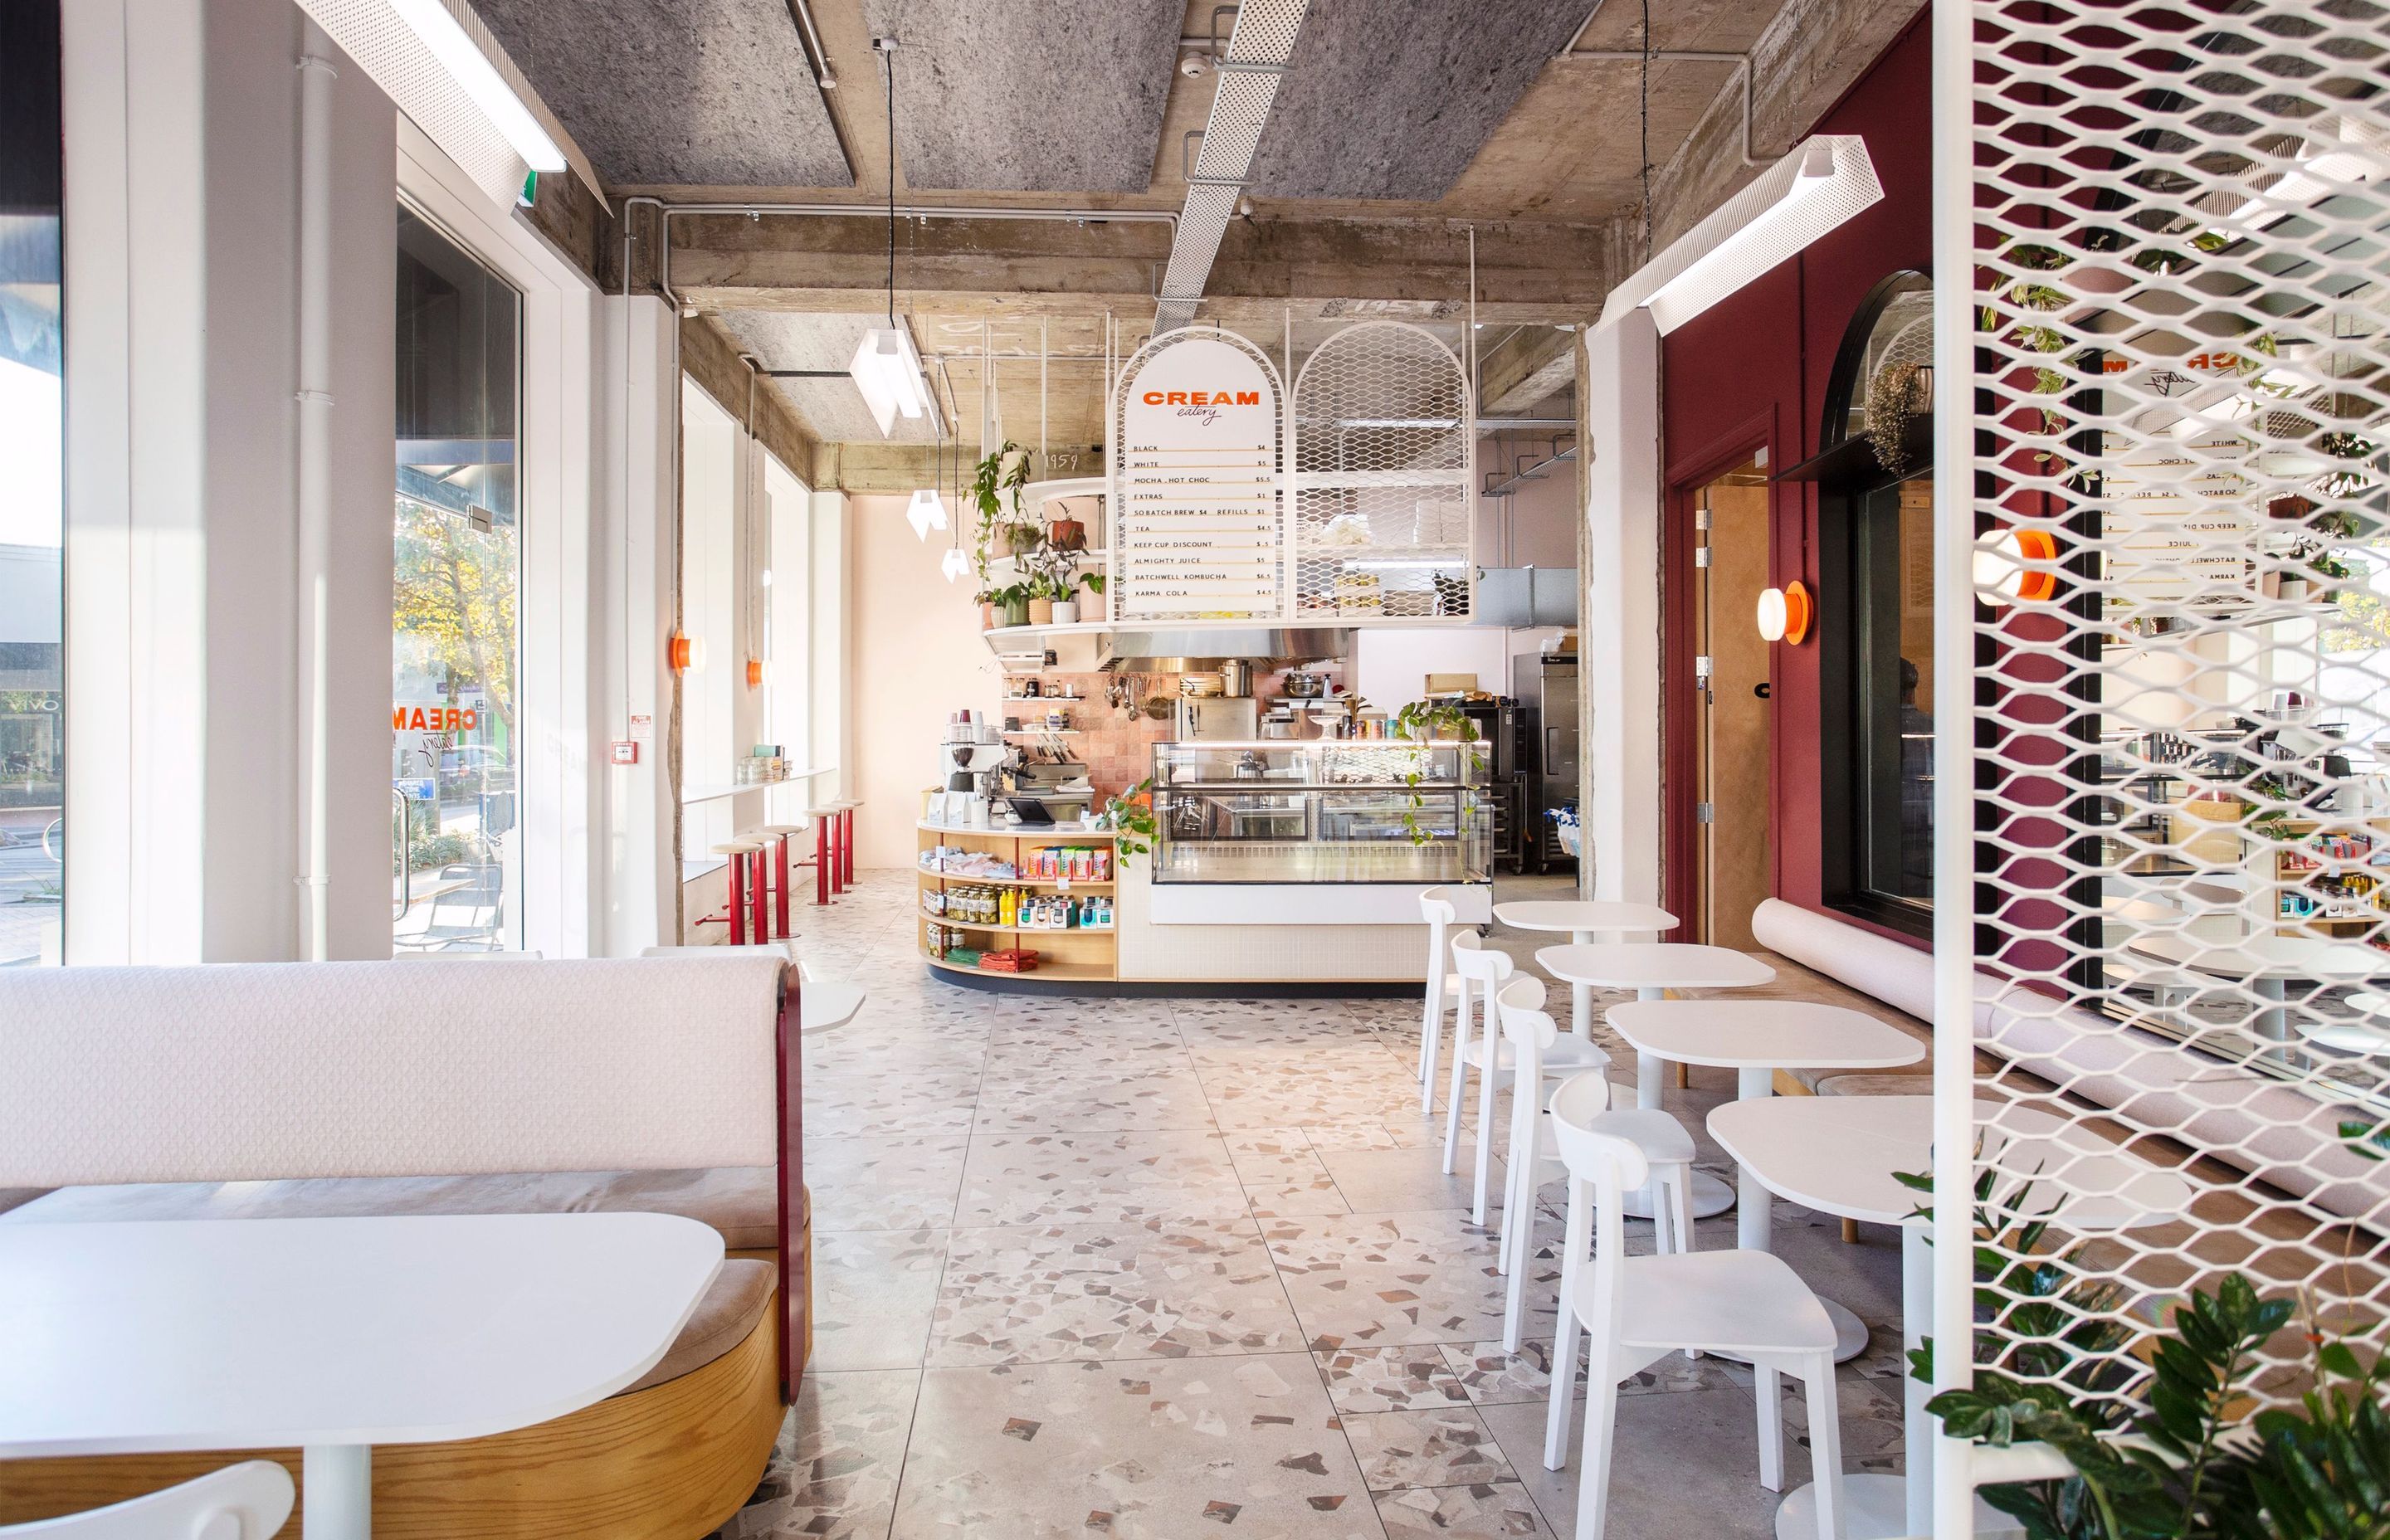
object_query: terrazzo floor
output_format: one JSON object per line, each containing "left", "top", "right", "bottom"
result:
{"left": 714, "top": 870, "right": 1907, "bottom": 1540}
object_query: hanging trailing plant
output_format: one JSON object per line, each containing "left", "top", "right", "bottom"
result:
{"left": 1866, "top": 360, "right": 1931, "bottom": 475}
{"left": 1388, "top": 700, "right": 1482, "bottom": 846}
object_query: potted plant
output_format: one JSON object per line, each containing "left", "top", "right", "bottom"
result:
{"left": 1078, "top": 571, "right": 1108, "bottom": 621}
{"left": 1099, "top": 778, "right": 1158, "bottom": 858}
{"left": 991, "top": 583, "right": 1029, "bottom": 629}
{"left": 1026, "top": 574, "right": 1058, "bottom": 626}
{"left": 1051, "top": 579, "right": 1080, "bottom": 627}
{"left": 1048, "top": 512, "right": 1087, "bottom": 552}
{"left": 1388, "top": 700, "right": 1484, "bottom": 845}
{"left": 974, "top": 588, "right": 998, "bottom": 630}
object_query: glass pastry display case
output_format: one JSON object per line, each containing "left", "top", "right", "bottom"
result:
{"left": 1149, "top": 742, "right": 1490, "bottom": 885}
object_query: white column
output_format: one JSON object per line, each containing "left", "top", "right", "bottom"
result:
{"left": 1579, "top": 312, "right": 1663, "bottom": 909}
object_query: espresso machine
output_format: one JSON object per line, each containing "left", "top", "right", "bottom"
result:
{"left": 938, "top": 713, "right": 1009, "bottom": 822}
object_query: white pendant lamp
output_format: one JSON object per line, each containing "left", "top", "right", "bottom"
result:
{"left": 852, "top": 327, "right": 933, "bottom": 437}
{"left": 941, "top": 546, "right": 971, "bottom": 582}
{"left": 1597, "top": 136, "right": 1883, "bottom": 334}
{"left": 906, "top": 485, "right": 948, "bottom": 539}
{"left": 849, "top": 38, "right": 931, "bottom": 439}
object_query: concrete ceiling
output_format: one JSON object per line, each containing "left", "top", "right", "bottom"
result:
{"left": 1245, "top": 0, "right": 1589, "bottom": 202}
{"left": 857, "top": 0, "right": 1183, "bottom": 192}
{"left": 472, "top": 0, "right": 852, "bottom": 188}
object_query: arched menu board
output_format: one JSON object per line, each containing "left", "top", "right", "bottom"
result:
{"left": 1109, "top": 330, "right": 1289, "bottom": 622}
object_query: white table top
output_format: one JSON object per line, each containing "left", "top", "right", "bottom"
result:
{"left": 0, "top": 1213, "right": 723, "bottom": 1458}
{"left": 1607, "top": 999, "right": 1925, "bottom": 1071}
{"left": 1708, "top": 1094, "right": 2194, "bottom": 1229}
{"left": 2124, "top": 931, "right": 2390, "bottom": 982}
{"left": 1537, "top": 942, "right": 1776, "bottom": 992}
{"left": 1494, "top": 900, "right": 1677, "bottom": 934}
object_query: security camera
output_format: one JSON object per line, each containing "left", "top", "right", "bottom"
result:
{"left": 1178, "top": 51, "right": 1209, "bottom": 77}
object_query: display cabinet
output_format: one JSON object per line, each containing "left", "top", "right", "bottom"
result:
{"left": 1148, "top": 741, "right": 1490, "bottom": 885}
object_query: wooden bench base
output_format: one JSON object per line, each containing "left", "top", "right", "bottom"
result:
{"left": 0, "top": 1291, "right": 786, "bottom": 1538}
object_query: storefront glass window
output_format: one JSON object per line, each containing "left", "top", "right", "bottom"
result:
{"left": 393, "top": 204, "right": 522, "bottom": 953}
{"left": 1853, "top": 474, "right": 1936, "bottom": 903}
{"left": 0, "top": 2, "right": 64, "bottom": 966}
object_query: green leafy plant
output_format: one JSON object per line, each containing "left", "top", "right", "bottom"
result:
{"left": 1100, "top": 777, "right": 1158, "bottom": 858}
{"left": 1388, "top": 701, "right": 1481, "bottom": 846}
{"left": 1910, "top": 1155, "right": 2390, "bottom": 1540}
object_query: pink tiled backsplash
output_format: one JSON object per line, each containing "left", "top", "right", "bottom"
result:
{"left": 994, "top": 665, "right": 1346, "bottom": 800}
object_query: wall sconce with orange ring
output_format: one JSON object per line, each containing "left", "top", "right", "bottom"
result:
{"left": 1755, "top": 580, "right": 1813, "bottom": 644}
{"left": 746, "top": 657, "right": 766, "bottom": 689}
{"left": 667, "top": 630, "right": 706, "bottom": 674}
{"left": 1975, "top": 526, "right": 2058, "bottom": 605}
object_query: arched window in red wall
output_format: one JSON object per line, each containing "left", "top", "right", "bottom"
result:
{"left": 1802, "top": 270, "right": 1937, "bottom": 938}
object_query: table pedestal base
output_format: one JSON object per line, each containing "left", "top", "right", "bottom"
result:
{"left": 1621, "top": 1168, "right": 1735, "bottom": 1221}
{"left": 1822, "top": 1298, "right": 1869, "bottom": 1362}
{"left": 1774, "top": 1474, "right": 2022, "bottom": 1540}
{"left": 305, "top": 1444, "right": 372, "bottom": 1539}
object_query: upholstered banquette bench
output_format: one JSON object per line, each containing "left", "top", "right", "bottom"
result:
{"left": 0, "top": 954, "right": 807, "bottom": 1539}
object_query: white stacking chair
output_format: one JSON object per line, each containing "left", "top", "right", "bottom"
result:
{"left": 1441, "top": 932, "right": 1611, "bottom": 1226}
{"left": 1543, "top": 1073, "right": 1846, "bottom": 1540}
{"left": 0, "top": 1460, "right": 294, "bottom": 1538}
{"left": 1491, "top": 977, "right": 1694, "bottom": 1352}
{"left": 1416, "top": 889, "right": 1466, "bottom": 1113}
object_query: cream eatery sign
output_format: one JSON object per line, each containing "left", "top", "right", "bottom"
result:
{"left": 1109, "top": 329, "right": 1290, "bottom": 623}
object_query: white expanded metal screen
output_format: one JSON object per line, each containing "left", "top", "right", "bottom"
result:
{"left": 1289, "top": 321, "right": 1475, "bottom": 621}
{"left": 1944, "top": 0, "right": 2390, "bottom": 1518}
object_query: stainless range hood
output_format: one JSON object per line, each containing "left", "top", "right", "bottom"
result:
{"left": 1101, "top": 627, "right": 1353, "bottom": 670}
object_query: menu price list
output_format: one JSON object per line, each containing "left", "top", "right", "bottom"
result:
{"left": 1118, "top": 446, "right": 1281, "bottom": 620}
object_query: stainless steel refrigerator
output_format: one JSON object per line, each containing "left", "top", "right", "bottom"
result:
{"left": 1512, "top": 651, "right": 1578, "bottom": 874}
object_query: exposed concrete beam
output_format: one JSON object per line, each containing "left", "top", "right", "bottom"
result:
{"left": 669, "top": 212, "right": 1611, "bottom": 324}
{"left": 813, "top": 441, "right": 1108, "bottom": 495}
{"left": 1477, "top": 324, "right": 1579, "bottom": 415}
{"left": 1650, "top": 0, "right": 1924, "bottom": 250}
{"left": 679, "top": 314, "right": 823, "bottom": 479}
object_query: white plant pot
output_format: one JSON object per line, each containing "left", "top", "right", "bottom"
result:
{"left": 1051, "top": 600, "right": 1080, "bottom": 625}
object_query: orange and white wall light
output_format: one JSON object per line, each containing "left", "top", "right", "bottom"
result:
{"left": 1756, "top": 579, "right": 1814, "bottom": 644}
{"left": 1973, "top": 524, "right": 2059, "bottom": 606}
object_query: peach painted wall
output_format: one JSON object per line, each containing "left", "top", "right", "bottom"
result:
{"left": 849, "top": 493, "right": 1003, "bottom": 868}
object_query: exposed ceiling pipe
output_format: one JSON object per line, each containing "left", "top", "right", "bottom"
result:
{"left": 783, "top": 0, "right": 835, "bottom": 89}
{"left": 1153, "top": 0, "right": 1310, "bottom": 334}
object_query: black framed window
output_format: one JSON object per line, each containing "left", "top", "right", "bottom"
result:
{"left": 1810, "top": 271, "right": 1935, "bottom": 937}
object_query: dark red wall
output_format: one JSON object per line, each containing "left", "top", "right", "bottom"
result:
{"left": 1658, "top": 13, "right": 1934, "bottom": 947}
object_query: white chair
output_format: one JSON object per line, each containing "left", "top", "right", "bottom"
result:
{"left": 1543, "top": 1074, "right": 1846, "bottom": 1540}
{"left": 1416, "top": 889, "right": 1466, "bottom": 1113}
{"left": 1492, "top": 977, "right": 1694, "bottom": 1352}
{"left": 0, "top": 1460, "right": 294, "bottom": 1538}
{"left": 1441, "top": 932, "right": 1611, "bottom": 1227}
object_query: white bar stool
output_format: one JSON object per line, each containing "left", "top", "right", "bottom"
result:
{"left": 1441, "top": 932, "right": 1611, "bottom": 1230}
{"left": 1415, "top": 888, "right": 1466, "bottom": 1113}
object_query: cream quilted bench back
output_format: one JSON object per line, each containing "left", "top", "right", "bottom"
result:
{"left": 0, "top": 956, "right": 786, "bottom": 1187}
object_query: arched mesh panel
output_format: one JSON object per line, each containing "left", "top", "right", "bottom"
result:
{"left": 1949, "top": 0, "right": 2390, "bottom": 1503}
{"left": 1290, "top": 322, "right": 1475, "bottom": 621}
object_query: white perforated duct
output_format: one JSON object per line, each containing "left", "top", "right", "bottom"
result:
{"left": 1933, "top": 0, "right": 2390, "bottom": 1528}
{"left": 1151, "top": 0, "right": 1309, "bottom": 334}
{"left": 299, "top": 0, "right": 532, "bottom": 207}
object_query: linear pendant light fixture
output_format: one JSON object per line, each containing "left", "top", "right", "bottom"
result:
{"left": 1597, "top": 135, "right": 1882, "bottom": 334}
{"left": 852, "top": 37, "right": 933, "bottom": 436}
{"left": 383, "top": 0, "right": 565, "bottom": 171}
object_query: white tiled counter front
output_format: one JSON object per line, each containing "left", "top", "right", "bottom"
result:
{"left": 1115, "top": 854, "right": 1489, "bottom": 983}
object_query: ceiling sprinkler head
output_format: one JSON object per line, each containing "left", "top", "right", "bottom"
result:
{"left": 1178, "top": 51, "right": 1209, "bottom": 77}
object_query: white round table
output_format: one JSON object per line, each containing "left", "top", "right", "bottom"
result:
{"left": 1495, "top": 900, "right": 1676, "bottom": 1043}
{"left": 1607, "top": 999, "right": 1924, "bottom": 1362}
{"left": 1536, "top": 943, "right": 1778, "bottom": 1218}
{"left": 2124, "top": 932, "right": 2390, "bottom": 1042}
{"left": 1708, "top": 1094, "right": 2192, "bottom": 1540}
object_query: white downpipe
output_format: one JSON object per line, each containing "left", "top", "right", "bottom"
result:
{"left": 295, "top": 29, "right": 336, "bottom": 961}
{"left": 1929, "top": 0, "right": 1979, "bottom": 1532}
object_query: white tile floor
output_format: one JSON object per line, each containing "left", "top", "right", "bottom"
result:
{"left": 714, "top": 870, "right": 1906, "bottom": 1539}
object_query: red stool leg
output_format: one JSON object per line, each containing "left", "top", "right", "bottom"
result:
{"left": 727, "top": 853, "right": 749, "bottom": 946}
{"left": 841, "top": 809, "right": 856, "bottom": 889}
{"left": 815, "top": 820, "right": 831, "bottom": 906}
{"left": 749, "top": 850, "right": 768, "bottom": 942}
{"left": 773, "top": 832, "right": 792, "bottom": 938}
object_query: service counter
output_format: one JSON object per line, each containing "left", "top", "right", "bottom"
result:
{"left": 916, "top": 740, "right": 1491, "bottom": 992}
